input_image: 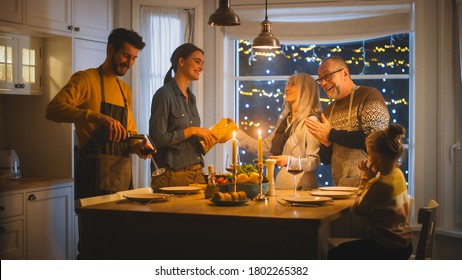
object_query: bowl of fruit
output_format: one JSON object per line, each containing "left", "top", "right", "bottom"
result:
{"left": 223, "top": 164, "right": 269, "bottom": 199}
{"left": 214, "top": 174, "right": 230, "bottom": 192}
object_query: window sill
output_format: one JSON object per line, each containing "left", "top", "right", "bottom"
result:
{"left": 411, "top": 225, "right": 462, "bottom": 239}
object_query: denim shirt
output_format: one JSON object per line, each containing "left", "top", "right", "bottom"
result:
{"left": 149, "top": 79, "right": 203, "bottom": 170}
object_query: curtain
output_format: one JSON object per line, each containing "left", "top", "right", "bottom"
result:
{"left": 132, "top": 6, "right": 194, "bottom": 188}
{"left": 457, "top": 0, "right": 462, "bottom": 83}
{"left": 226, "top": 0, "right": 414, "bottom": 43}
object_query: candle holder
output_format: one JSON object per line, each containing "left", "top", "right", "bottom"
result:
{"left": 265, "top": 159, "right": 276, "bottom": 196}
{"left": 253, "top": 160, "right": 267, "bottom": 202}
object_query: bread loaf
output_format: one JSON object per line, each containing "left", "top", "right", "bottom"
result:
{"left": 211, "top": 191, "right": 247, "bottom": 201}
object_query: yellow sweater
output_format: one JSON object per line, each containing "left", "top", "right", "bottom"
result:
{"left": 353, "top": 168, "right": 412, "bottom": 249}
{"left": 46, "top": 68, "right": 138, "bottom": 148}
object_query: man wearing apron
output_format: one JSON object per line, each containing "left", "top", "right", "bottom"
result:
{"left": 305, "top": 56, "right": 390, "bottom": 187}
{"left": 46, "top": 28, "right": 150, "bottom": 199}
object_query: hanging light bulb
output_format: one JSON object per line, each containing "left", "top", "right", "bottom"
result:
{"left": 252, "top": 0, "right": 280, "bottom": 50}
{"left": 208, "top": 0, "right": 241, "bottom": 26}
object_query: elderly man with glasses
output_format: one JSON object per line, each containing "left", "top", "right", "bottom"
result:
{"left": 305, "top": 56, "right": 389, "bottom": 187}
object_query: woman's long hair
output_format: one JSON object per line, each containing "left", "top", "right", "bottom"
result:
{"left": 163, "top": 43, "right": 204, "bottom": 85}
{"left": 278, "top": 73, "right": 322, "bottom": 132}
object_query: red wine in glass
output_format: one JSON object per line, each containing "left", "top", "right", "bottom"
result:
{"left": 287, "top": 156, "right": 302, "bottom": 196}
{"left": 287, "top": 169, "right": 303, "bottom": 176}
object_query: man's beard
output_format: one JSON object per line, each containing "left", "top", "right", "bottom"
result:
{"left": 111, "top": 55, "right": 128, "bottom": 76}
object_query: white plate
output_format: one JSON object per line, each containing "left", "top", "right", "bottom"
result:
{"left": 309, "top": 190, "right": 354, "bottom": 199}
{"left": 159, "top": 186, "right": 202, "bottom": 194}
{"left": 123, "top": 193, "right": 171, "bottom": 203}
{"left": 318, "top": 186, "right": 359, "bottom": 192}
{"left": 283, "top": 196, "right": 332, "bottom": 205}
{"left": 188, "top": 183, "right": 207, "bottom": 190}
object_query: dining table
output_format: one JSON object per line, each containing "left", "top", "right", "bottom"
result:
{"left": 76, "top": 189, "right": 355, "bottom": 260}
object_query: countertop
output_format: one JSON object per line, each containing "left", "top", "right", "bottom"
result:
{"left": 0, "top": 178, "right": 74, "bottom": 192}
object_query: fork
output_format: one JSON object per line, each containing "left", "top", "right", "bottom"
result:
{"left": 277, "top": 200, "right": 319, "bottom": 208}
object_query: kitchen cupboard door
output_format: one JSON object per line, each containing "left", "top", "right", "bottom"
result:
{"left": 73, "top": 38, "right": 106, "bottom": 72}
{"left": 25, "top": 186, "right": 73, "bottom": 260}
{"left": 73, "top": 0, "right": 113, "bottom": 40}
{"left": 25, "top": 0, "right": 73, "bottom": 33}
{"left": 0, "top": 0, "right": 23, "bottom": 24}
{"left": 0, "top": 33, "right": 42, "bottom": 95}
{"left": 0, "top": 220, "right": 25, "bottom": 259}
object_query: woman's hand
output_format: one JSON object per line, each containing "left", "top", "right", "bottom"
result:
{"left": 269, "top": 155, "right": 289, "bottom": 167}
{"left": 185, "top": 127, "right": 215, "bottom": 147}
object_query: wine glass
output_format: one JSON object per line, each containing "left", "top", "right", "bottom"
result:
{"left": 144, "top": 135, "right": 165, "bottom": 177}
{"left": 287, "top": 156, "right": 302, "bottom": 197}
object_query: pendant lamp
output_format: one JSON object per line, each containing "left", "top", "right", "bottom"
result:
{"left": 208, "top": 0, "right": 241, "bottom": 26}
{"left": 252, "top": 0, "right": 280, "bottom": 50}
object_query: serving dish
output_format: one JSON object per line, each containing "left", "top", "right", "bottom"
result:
{"left": 210, "top": 199, "right": 249, "bottom": 206}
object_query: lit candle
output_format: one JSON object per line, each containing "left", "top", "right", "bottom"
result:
{"left": 258, "top": 129, "right": 263, "bottom": 164}
{"left": 232, "top": 130, "right": 237, "bottom": 165}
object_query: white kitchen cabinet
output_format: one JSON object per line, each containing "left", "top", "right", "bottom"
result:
{"left": 72, "top": 0, "right": 113, "bottom": 40}
{"left": 25, "top": 0, "right": 113, "bottom": 40}
{"left": 73, "top": 38, "right": 106, "bottom": 72}
{"left": 0, "top": 193, "right": 24, "bottom": 259}
{"left": 0, "top": 179, "right": 74, "bottom": 260}
{"left": 0, "top": 32, "right": 42, "bottom": 95}
{"left": 0, "top": 0, "right": 23, "bottom": 24}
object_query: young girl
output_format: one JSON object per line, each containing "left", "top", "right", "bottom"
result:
{"left": 327, "top": 124, "right": 413, "bottom": 259}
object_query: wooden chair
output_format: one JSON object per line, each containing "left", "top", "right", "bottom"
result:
{"left": 327, "top": 195, "right": 414, "bottom": 249}
{"left": 414, "top": 199, "right": 439, "bottom": 260}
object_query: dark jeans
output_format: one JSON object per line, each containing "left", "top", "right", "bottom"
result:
{"left": 327, "top": 238, "right": 413, "bottom": 260}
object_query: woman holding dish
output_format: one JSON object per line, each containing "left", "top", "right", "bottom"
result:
{"left": 236, "top": 73, "right": 322, "bottom": 190}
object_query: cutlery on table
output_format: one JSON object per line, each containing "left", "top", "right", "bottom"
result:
{"left": 277, "top": 200, "right": 319, "bottom": 208}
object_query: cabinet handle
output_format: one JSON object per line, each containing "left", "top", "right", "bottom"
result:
{"left": 0, "top": 205, "right": 4, "bottom": 211}
{"left": 74, "top": 26, "right": 80, "bottom": 32}
{"left": 14, "top": 83, "right": 20, "bottom": 88}
{"left": 68, "top": 25, "right": 74, "bottom": 30}
{"left": 28, "top": 194, "right": 37, "bottom": 201}
{"left": 20, "top": 84, "right": 25, "bottom": 88}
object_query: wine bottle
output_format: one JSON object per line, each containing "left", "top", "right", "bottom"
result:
{"left": 127, "top": 132, "right": 156, "bottom": 155}
{"left": 204, "top": 165, "right": 217, "bottom": 199}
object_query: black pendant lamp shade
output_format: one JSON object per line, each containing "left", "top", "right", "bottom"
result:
{"left": 252, "top": 0, "right": 280, "bottom": 50}
{"left": 208, "top": 0, "right": 241, "bottom": 26}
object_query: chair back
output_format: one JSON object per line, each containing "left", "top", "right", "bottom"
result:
{"left": 415, "top": 199, "right": 439, "bottom": 260}
{"left": 407, "top": 195, "right": 414, "bottom": 222}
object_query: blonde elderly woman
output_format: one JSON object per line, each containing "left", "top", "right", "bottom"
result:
{"left": 237, "top": 73, "right": 322, "bottom": 191}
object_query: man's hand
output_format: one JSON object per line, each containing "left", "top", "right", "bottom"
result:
{"left": 132, "top": 138, "right": 156, "bottom": 159}
{"left": 304, "top": 114, "right": 332, "bottom": 146}
{"left": 98, "top": 114, "right": 126, "bottom": 142}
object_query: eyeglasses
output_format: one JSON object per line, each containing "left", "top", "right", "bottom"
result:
{"left": 316, "top": 68, "right": 344, "bottom": 85}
